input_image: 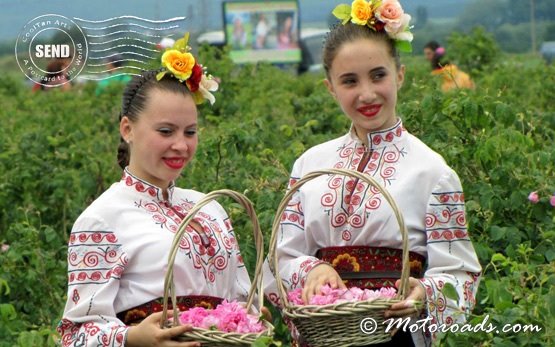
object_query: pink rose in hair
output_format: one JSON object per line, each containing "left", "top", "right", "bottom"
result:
{"left": 376, "top": 0, "right": 404, "bottom": 29}
{"left": 435, "top": 47, "right": 446, "bottom": 55}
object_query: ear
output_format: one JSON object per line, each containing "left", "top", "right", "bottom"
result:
{"left": 323, "top": 78, "right": 336, "bottom": 99}
{"left": 396, "top": 64, "right": 406, "bottom": 90}
{"left": 120, "top": 116, "right": 132, "bottom": 143}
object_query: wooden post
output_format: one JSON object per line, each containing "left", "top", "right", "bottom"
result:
{"left": 530, "top": 0, "right": 537, "bottom": 53}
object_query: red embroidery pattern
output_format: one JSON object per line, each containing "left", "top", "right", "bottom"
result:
{"left": 426, "top": 191, "right": 469, "bottom": 242}
{"left": 57, "top": 319, "right": 126, "bottom": 347}
{"left": 143, "top": 199, "right": 236, "bottom": 283}
{"left": 421, "top": 278, "right": 448, "bottom": 335}
{"left": 321, "top": 134, "right": 406, "bottom": 239}
{"left": 370, "top": 124, "right": 403, "bottom": 146}
{"left": 68, "top": 231, "right": 127, "bottom": 286}
{"left": 281, "top": 200, "right": 304, "bottom": 230}
{"left": 463, "top": 271, "right": 480, "bottom": 311}
{"left": 287, "top": 259, "right": 324, "bottom": 291}
{"left": 126, "top": 169, "right": 238, "bottom": 284}
{"left": 72, "top": 289, "right": 80, "bottom": 304}
{"left": 124, "top": 174, "right": 158, "bottom": 198}
{"left": 69, "top": 232, "right": 117, "bottom": 244}
{"left": 316, "top": 246, "right": 425, "bottom": 290}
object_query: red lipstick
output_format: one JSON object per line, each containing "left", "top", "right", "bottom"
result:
{"left": 163, "top": 157, "right": 185, "bottom": 170}
{"left": 357, "top": 104, "right": 382, "bottom": 118}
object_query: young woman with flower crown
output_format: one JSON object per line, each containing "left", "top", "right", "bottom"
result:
{"left": 264, "top": 1, "right": 482, "bottom": 346}
{"left": 57, "top": 35, "right": 250, "bottom": 347}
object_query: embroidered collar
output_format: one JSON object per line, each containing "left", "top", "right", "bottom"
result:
{"left": 121, "top": 168, "right": 175, "bottom": 202}
{"left": 348, "top": 119, "right": 406, "bottom": 149}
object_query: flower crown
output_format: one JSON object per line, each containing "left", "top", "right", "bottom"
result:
{"left": 156, "top": 33, "right": 218, "bottom": 105}
{"left": 332, "top": 0, "right": 413, "bottom": 53}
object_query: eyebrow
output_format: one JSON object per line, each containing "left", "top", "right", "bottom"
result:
{"left": 154, "top": 122, "right": 198, "bottom": 128}
{"left": 338, "top": 66, "right": 387, "bottom": 79}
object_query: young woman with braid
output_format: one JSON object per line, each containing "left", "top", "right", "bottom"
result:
{"left": 58, "top": 39, "right": 251, "bottom": 347}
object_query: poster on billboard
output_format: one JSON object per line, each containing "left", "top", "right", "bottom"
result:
{"left": 223, "top": 0, "right": 301, "bottom": 64}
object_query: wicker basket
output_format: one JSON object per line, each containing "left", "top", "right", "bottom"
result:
{"left": 161, "top": 189, "right": 274, "bottom": 346}
{"left": 268, "top": 168, "right": 417, "bottom": 346}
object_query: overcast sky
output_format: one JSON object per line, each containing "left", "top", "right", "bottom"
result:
{"left": 2, "top": 0, "right": 471, "bottom": 42}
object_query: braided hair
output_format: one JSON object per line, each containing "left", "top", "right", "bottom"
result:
{"left": 117, "top": 69, "right": 192, "bottom": 169}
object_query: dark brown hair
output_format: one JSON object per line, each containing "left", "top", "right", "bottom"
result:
{"left": 424, "top": 41, "right": 448, "bottom": 70}
{"left": 117, "top": 70, "right": 192, "bottom": 169}
{"left": 323, "top": 22, "right": 401, "bottom": 77}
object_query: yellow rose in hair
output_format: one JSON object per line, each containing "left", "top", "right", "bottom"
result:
{"left": 350, "top": 0, "right": 372, "bottom": 25}
{"left": 161, "top": 49, "right": 195, "bottom": 81}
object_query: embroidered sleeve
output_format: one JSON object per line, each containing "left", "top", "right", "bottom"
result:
{"left": 263, "top": 159, "right": 324, "bottom": 307}
{"left": 57, "top": 216, "right": 129, "bottom": 347}
{"left": 420, "top": 169, "right": 482, "bottom": 336}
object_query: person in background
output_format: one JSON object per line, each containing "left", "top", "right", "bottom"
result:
{"left": 277, "top": 15, "right": 297, "bottom": 49}
{"left": 232, "top": 16, "right": 247, "bottom": 49}
{"left": 95, "top": 54, "right": 132, "bottom": 95}
{"left": 423, "top": 41, "right": 475, "bottom": 92}
{"left": 32, "top": 58, "right": 71, "bottom": 92}
{"left": 254, "top": 14, "right": 269, "bottom": 49}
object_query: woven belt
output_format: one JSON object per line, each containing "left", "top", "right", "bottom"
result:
{"left": 315, "top": 246, "right": 426, "bottom": 289}
{"left": 116, "top": 295, "right": 223, "bottom": 325}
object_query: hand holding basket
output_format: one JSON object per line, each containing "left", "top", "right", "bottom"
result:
{"left": 162, "top": 189, "right": 274, "bottom": 346}
{"left": 268, "top": 168, "right": 417, "bottom": 346}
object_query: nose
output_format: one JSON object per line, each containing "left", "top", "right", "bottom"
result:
{"left": 171, "top": 135, "right": 189, "bottom": 152}
{"left": 358, "top": 80, "right": 376, "bottom": 103}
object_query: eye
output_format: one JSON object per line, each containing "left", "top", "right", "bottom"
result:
{"left": 341, "top": 77, "right": 357, "bottom": 86}
{"left": 157, "top": 127, "right": 173, "bottom": 136}
{"left": 185, "top": 128, "right": 197, "bottom": 137}
{"left": 371, "top": 70, "right": 387, "bottom": 81}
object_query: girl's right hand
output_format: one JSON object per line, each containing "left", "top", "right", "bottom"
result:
{"left": 302, "top": 263, "right": 346, "bottom": 304}
{"left": 126, "top": 310, "right": 201, "bottom": 347}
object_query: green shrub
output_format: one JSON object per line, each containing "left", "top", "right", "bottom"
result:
{"left": 0, "top": 45, "right": 553, "bottom": 346}
{"left": 447, "top": 26, "right": 501, "bottom": 75}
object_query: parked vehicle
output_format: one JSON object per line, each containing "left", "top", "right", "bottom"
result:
{"left": 540, "top": 41, "right": 555, "bottom": 64}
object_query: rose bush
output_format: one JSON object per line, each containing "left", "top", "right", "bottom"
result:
{"left": 0, "top": 42, "right": 553, "bottom": 346}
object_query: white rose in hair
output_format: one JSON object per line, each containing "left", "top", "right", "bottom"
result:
{"left": 385, "top": 13, "right": 413, "bottom": 42}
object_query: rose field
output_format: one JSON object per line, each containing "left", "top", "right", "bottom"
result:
{"left": 1, "top": 31, "right": 554, "bottom": 346}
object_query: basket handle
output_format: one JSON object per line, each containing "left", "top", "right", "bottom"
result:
{"left": 268, "top": 168, "right": 410, "bottom": 308}
{"left": 161, "top": 189, "right": 265, "bottom": 327}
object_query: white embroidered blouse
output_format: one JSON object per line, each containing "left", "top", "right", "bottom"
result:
{"left": 58, "top": 169, "right": 251, "bottom": 347}
{"left": 263, "top": 120, "right": 482, "bottom": 346}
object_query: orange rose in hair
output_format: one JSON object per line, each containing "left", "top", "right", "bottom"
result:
{"left": 161, "top": 49, "right": 195, "bottom": 81}
{"left": 350, "top": 0, "right": 372, "bottom": 25}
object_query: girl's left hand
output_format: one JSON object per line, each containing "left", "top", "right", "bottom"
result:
{"left": 384, "top": 277, "right": 426, "bottom": 319}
